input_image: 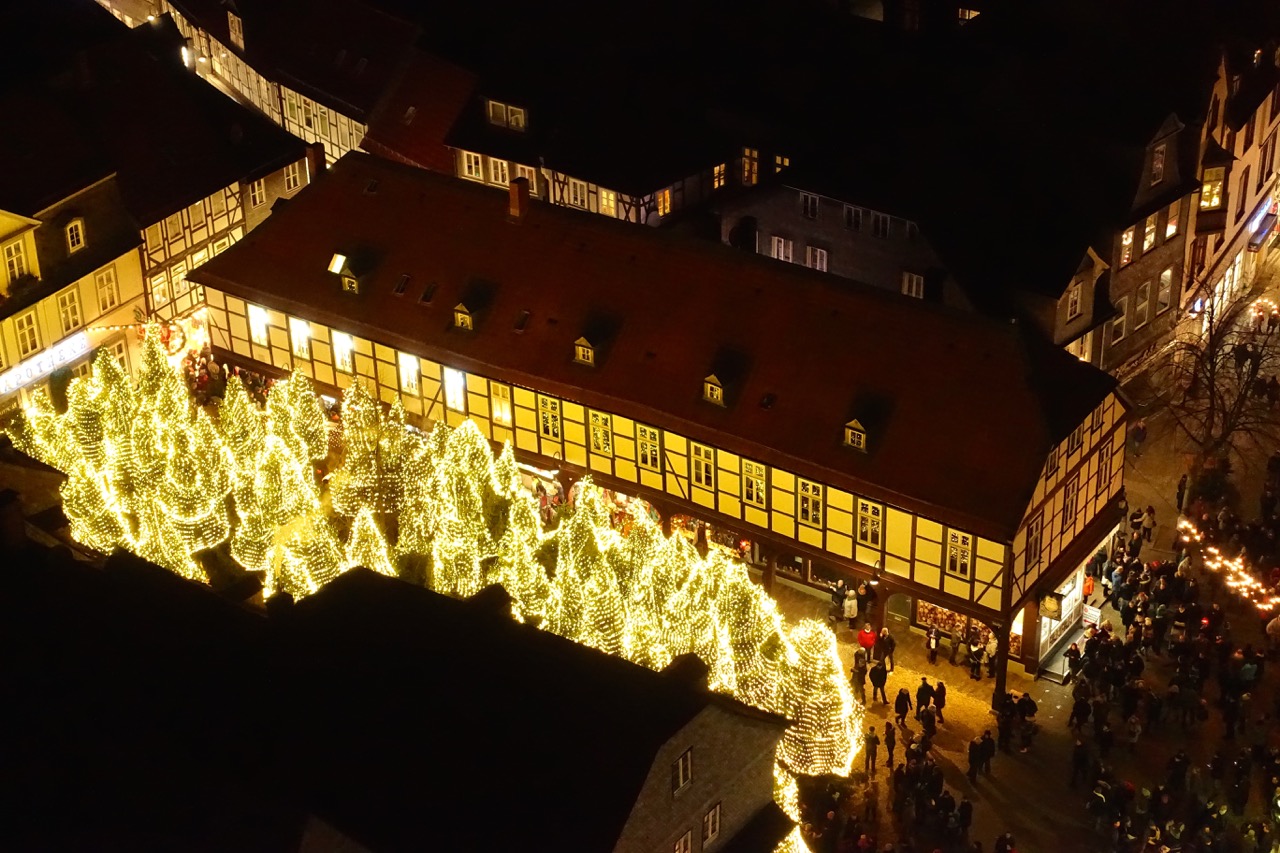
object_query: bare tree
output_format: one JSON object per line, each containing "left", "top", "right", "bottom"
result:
{"left": 1148, "top": 287, "right": 1280, "bottom": 499}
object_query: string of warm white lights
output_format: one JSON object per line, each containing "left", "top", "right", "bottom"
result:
{"left": 4, "top": 328, "right": 860, "bottom": 835}
{"left": 1177, "top": 517, "right": 1280, "bottom": 612}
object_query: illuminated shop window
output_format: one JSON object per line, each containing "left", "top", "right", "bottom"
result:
{"left": 248, "top": 305, "right": 269, "bottom": 346}
{"left": 444, "top": 367, "right": 466, "bottom": 412}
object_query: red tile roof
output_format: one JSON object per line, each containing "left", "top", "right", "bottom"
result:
{"left": 360, "top": 51, "right": 477, "bottom": 174}
{"left": 192, "top": 154, "right": 1117, "bottom": 542}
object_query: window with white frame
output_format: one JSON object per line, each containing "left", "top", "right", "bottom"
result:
{"left": 507, "top": 106, "right": 526, "bottom": 130}
{"left": 574, "top": 338, "right": 595, "bottom": 365}
{"left": 1024, "top": 514, "right": 1043, "bottom": 570}
{"left": 150, "top": 272, "right": 170, "bottom": 307}
{"left": 1096, "top": 436, "right": 1113, "bottom": 496}
{"left": 657, "top": 189, "right": 672, "bottom": 216}
{"left": 901, "top": 272, "right": 925, "bottom": 299}
{"left": 871, "top": 212, "right": 890, "bottom": 238}
{"left": 445, "top": 367, "right": 467, "bottom": 413}
{"left": 1068, "top": 425, "right": 1083, "bottom": 454}
{"left": 3, "top": 240, "right": 27, "bottom": 283}
{"left": 66, "top": 219, "right": 85, "bottom": 253}
{"left": 844, "top": 205, "right": 863, "bottom": 230}
{"left": 946, "top": 530, "right": 972, "bottom": 578}
{"left": 462, "top": 152, "right": 484, "bottom": 180}
{"left": 1066, "top": 281, "right": 1083, "bottom": 319}
{"left": 332, "top": 331, "right": 354, "bottom": 372}
{"left": 1135, "top": 282, "right": 1151, "bottom": 328}
{"left": 1062, "top": 473, "right": 1079, "bottom": 525}
{"left": 228, "top": 11, "right": 243, "bottom": 49}
{"left": 742, "top": 148, "right": 758, "bottom": 185}
{"left": 691, "top": 443, "right": 715, "bottom": 488}
{"left": 95, "top": 267, "right": 119, "bottom": 313}
{"left": 249, "top": 179, "right": 266, "bottom": 207}
{"left": 1143, "top": 213, "right": 1158, "bottom": 252}
{"left": 589, "top": 410, "right": 613, "bottom": 455}
{"left": 599, "top": 189, "right": 617, "bottom": 218}
{"left": 743, "top": 460, "right": 766, "bottom": 508}
{"left": 398, "top": 352, "right": 419, "bottom": 394}
{"left": 1045, "top": 446, "right": 1059, "bottom": 476}
{"left": 798, "top": 479, "right": 823, "bottom": 527}
{"left": 111, "top": 339, "right": 127, "bottom": 370}
{"left": 284, "top": 161, "right": 302, "bottom": 192}
{"left": 569, "top": 179, "right": 588, "bottom": 208}
{"left": 771, "top": 236, "right": 793, "bottom": 262}
{"left": 674, "top": 832, "right": 692, "bottom": 853}
{"left": 289, "top": 317, "right": 310, "bottom": 358}
{"left": 703, "top": 375, "right": 724, "bottom": 405}
{"left": 857, "top": 499, "right": 882, "bottom": 546}
{"left": 487, "top": 100, "right": 507, "bottom": 125}
{"left": 57, "top": 288, "right": 82, "bottom": 334}
{"left": 1166, "top": 201, "right": 1179, "bottom": 238}
{"left": 454, "top": 305, "right": 473, "bottom": 330}
{"left": 800, "top": 192, "right": 819, "bottom": 219}
{"left": 516, "top": 164, "right": 537, "bottom": 191}
{"left": 1120, "top": 227, "right": 1134, "bottom": 265}
{"left": 489, "top": 159, "right": 509, "bottom": 185}
{"left": 845, "top": 421, "right": 866, "bottom": 450}
{"left": 248, "top": 305, "right": 269, "bottom": 346}
{"left": 189, "top": 201, "right": 206, "bottom": 230}
{"left": 210, "top": 189, "right": 227, "bottom": 217}
{"left": 538, "top": 395, "right": 561, "bottom": 438}
{"left": 703, "top": 804, "right": 721, "bottom": 844}
{"left": 673, "top": 748, "right": 693, "bottom": 792}
{"left": 1201, "top": 167, "right": 1224, "bottom": 210}
{"left": 491, "top": 383, "right": 513, "bottom": 426}
{"left": 1111, "top": 297, "right": 1128, "bottom": 343}
{"left": 713, "top": 163, "right": 726, "bottom": 189}
{"left": 638, "top": 425, "right": 661, "bottom": 471}
{"left": 14, "top": 310, "right": 39, "bottom": 357}
{"left": 806, "top": 246, "right": 828, "bottom": 271}
{"left": 143, "top": 224, "right": 163, "bottom": 254}
{"left": 1157, "top": 268, "right": 1173, "bottom": 314}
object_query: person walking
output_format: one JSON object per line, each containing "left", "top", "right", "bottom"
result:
{"left": 864, "top": 726, "right": 880, "bottom": 775}
{"left": 878, "top": 627, "right": 897, "bottom": 673}
{"left": 883, "top": 721, "right": 896, "bottom": 767}
{"left": 969, "top": 636, "right": 985, "bottom": 680}
{"left": 869, "top": 659, "right": 889, "bottom": 704}
{"left": 1142, "top": 506, "right": 1157, "bottom": 543}
{"left": 915, "top": 677, "right": 935, "bottom": 721}
{"left": 894, "top": 687, "right": 912, "bottom": 727}
{"left": 926, "top": 625, "right": 941, "bottom": 664}
{"left": 1131, "top": 418, "right": 1148, "bottom": 457}
{"left": 967, "top": 736, "right": 982, "bottom": 783}
{"left": 934, "top": 681, "right": 948, "bottom": 724}
{"left": 1176, "top": 474, "right": 1188, "bottom": 512}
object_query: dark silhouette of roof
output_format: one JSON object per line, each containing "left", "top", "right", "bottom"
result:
{"left": 192, "top": 153, "right": 1117, "bottom": 540}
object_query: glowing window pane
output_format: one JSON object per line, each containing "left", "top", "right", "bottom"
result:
{"left": 444, "top": 367, "right": 466, "bottom": 412}
{"left": 248, "top": 305, "right": 269, "bottom": 346}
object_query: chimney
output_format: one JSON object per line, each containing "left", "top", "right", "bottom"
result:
{"left": 305, "top": 141, "right": 327, "bottom": 179}
{"left": 509, "top": 176, "right": 530, "bottom": 220}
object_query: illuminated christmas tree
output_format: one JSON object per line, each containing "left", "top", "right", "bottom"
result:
{"left": 775, "top": 619, "right": 858, "bottom": 777}
{"left": 491, "top": 497, "right": 550, "bottom": 623}
{"left": 65, "top": 378, "right": 106, "bottom": 469}
{"left": 60, "top": 460, "right": 127, "bottom": 554}
{"left": 267, "top": 372, "right": 328, "bottom": 464}
{"left": 218, "top": 375, "right": 265, "bottom": 483}
{"left": 231, "top": 486, "right": 275, "bottom": 574}
{"left": 254, "top": 434, "right": 319, "bottom": 526}
{"left": 345, "top": 506, "right": 395, "bottom": 576}
{"left": 277, "top": 513, "right": 343, "bottom": 598}
{"left": 330, "top": 382, "right": 382, "bottom": 514}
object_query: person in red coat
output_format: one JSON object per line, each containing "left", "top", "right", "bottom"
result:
{"left": 857, "top": 622, "right": 878, "bottom": 652}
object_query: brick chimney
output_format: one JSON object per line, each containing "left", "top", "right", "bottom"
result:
{"left": 306, "top": 141, "right": 327, "bottom": 178}
{"left": 508, "top": 176, "right": 530, "bottom": 220}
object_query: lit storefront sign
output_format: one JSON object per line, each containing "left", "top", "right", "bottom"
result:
{"left": 0, "top": 331, "right": 90, "bottom": 396}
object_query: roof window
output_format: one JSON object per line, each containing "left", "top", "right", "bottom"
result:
{"left": 574, "top": 337, "right": 595, "bottom": 366}
{"left": 454, "top": 303, "right": 473, "bottom": 330}
{"left": 844, "top": 419, "right": 867, "bottom": 451}
{"left": 703, "top": 374, "right": 724, "bottom": 406}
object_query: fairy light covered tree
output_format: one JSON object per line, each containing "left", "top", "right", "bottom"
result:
{"left": 345, "top": 506, "right": 396, "bottom": 576}
{"left": 65, "top": 379, "right": 106, "bottom": 469}
{"left": 330, "top": 382, "right": 383, "bottom": 514}
{"left": 219, "top": 375, "right": 265, "bottom": 484}
{"left": 160, "top": 413, "right": 232, "bottom": 555}
{"left": 277, "top": 513, "right": 343, "bottom": 598}
{"left": 267, "top": 373, "right": 328, "bottom": 465}
{"left": 60, "top": 460, "right": 127, "bottom": 554}
{"left": 491, "top": 496, "right": 550, "bottom": 624}
{"left": 775, "top": 619, "right": 858, "bottom": 777}
{"left": 231, "top": 486, "right": 275, "bottom": 574}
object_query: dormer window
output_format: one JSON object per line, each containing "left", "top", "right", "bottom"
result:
{"left": 844, "top": 419, "right": 867, "bottom": 451}
{"left": 454, "top": 303, "right": 473, "bottom": 330}
{"left": 227, "top": 11, "right": 244, "bottom": 50}
{"left": 66, "top": 219, "right": 85, "bottom": 253}
{"left": 486, "top": 99, "right": 526, "bottom": 131}
{"left": 703, "top": 374, "right": 724, "bottom": 406}
{"left": 574, "top": 337, "right": 595, "bottom": 366}
{"left": 340, "top": 275, "right": 359, "bottom": 294}
{"left": 328, "top": 253, "right": 347, "bottom": 274}
{"left": 1201, "top": 167, "right": 1225, "bottom": 210}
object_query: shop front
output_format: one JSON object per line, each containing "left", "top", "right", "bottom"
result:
{"left": 670, "top": 513, "right": 764, "bottom": 566}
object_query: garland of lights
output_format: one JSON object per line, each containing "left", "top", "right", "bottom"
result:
{"left": 3, "top": 328, "right": 861, "bottom": 833}
{"left": 1178, "top": 518, "right": 1280, "bottom": 612}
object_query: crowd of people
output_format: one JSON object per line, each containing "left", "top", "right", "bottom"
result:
{"left": 179, "top": 342, "right": 272, "bottom": 407}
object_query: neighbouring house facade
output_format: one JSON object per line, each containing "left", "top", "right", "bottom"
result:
{"left": 191, "top": 154, "right": 1126, "bottom": 682}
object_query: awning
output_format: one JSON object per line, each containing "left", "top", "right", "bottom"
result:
{"left": 1250, "top": 213, "right": 1278, "bottom": 251}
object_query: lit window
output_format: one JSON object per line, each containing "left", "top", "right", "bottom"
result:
{"left": 638, "top": 425, "right": 661, "bottom": 472}
{"left": 444, "top": 367, "right": 466, "bottom": 412}
{"left": 674, "top": 832, "right": 692, "bottom": 853}
{"left": 56, "top": 288, "right": 82, "bottom": 335}
{"left": 249, "top": 179, "right": 266, "bottom": 207}
{"left": 1120, "top": 227, "right": 1134, "bottom": 265}
{"left": 1158, "top": 268, "right": 1173, "bottom": 314}
{"left": 489, "top": 158, "right": 509, "bottom": 185}
{"left": 210, "top": 190, "right": 227, "bottom": 217}
{"left": 806, "top": 246, "right": 828, "bottom": 271}
{"left": 1143, "top": 214, "right": 1158, "bottom": 252}
{"left": 703, "top": 375, "right": 724, "bottom": 405}
{"left": 14, "top": 310, "right": 39, "bottom": 357}
{"left": 656, "top": 189, "right": 672, "bottom": 216}
{"left": 599, "top": 190, "right": 617, "bottom": 218}
{"left": 1151, "top": 143, "right": 1166, "bottom": 185}
{"left": 333, "top": 331, "right": 355, "bottom": 372}
{"left": 66, "top": 219, "right": 85, "bottom": 253}
{"left": 144, "top": 224, "right": 163, "bottom": 254}
{"left": 742, "top": 148, "right": 758, "bottom": 185}
{"left": 800, "top": 192, "right": 819, "bottom": 219}
{"left": 398, "top": 352, "right": 419, "bottom": 394}
{"left": 574, "top": 337, "right": 594, "bottom": 365}
{"left": 1111, "top": 297, "right": 1127, "bottom": 343}
{"left": 164, "top": 212, "right": 182, "bottom": 241}
{"left": 798, "top": 479, "right": 823, "bottom": 527}
{"left": 702, "top": 804, "right": 721, "bottom": 844}
{"left": 1201, "top": 167, "right": 1225, "bottom": 209}
{"left": 1024, "top": 514, "right": 1043, "bottom": 570}
{"left": 1135, "top": 282, "right": 1151, "bottom": 328}
{"left": 569, "top": 179, "right": 588, "bottom": 208}
{"left": 329, "top": 253, "right": 348, "bottom": 273}
{"left": 487, "top": 100, "right": 507, "bottom": 125}
{"left": 691, "top": 444, "right": 715, "bottom": 489}
{"left": 111, "top": 339, "right": 127, "bottom": 370}
{"left": 454, "top": 305, "right": 473, "bottom": 330}
{"left": 516, "top": 165, "right": 538, "bottom": 191}
{"left": 713, "top": 163, "right": 726, "bottom": 189}
{"left": 284, "top": 161, "right": 302, "bottom": 192}
{"left": 289, "top": 317, "right": 310, "bottom": 358}
{"left": 538, "top": 395, "right": 561, "bottom": 439}
{"left": 871, "top": 212, "right": 890, "bottom": 238}
{"left": 845, "top": 420, "right": 866, "bottom": 450}
{"left": 901, "top": 272, "right": 925, "bottom": 299}
{"left": 189, "top": 201, "right": 205, "bottom": 230}
{"left": 490, "top": 383, "right": 513, "bottom": 426}
{"left": 946, "top": 530, "right": 972, "bottom": 578}
{"left": 958, "top": 7, "right": 978, "bottom": 21}
{"left": 150, "top": 272, "right": 170, "bottom": 307}
{"left": 462, "top": 152, "right": 484, "bottom": 180}
{"left": 341, "top": 275, "right": 359, "bottom": 294}
{"left": 1066, "top": 282, "right": 1083, "bottom": 319}
{"left": 95, "top": 267, "right": 119, "bottom": 312}
{"left": 589, "top": 410, "right": 612, "bottom": 455}
{"left": 248, "top": 305, "right": 269, "bottom": 346}
{"left": 227, "top": 11, "right": 243, "bottom": 49}
{"left": 857, "top": 499, "right": 881, "bottom": 546}
{"left": 673, "top": 748, "right": 693, "bottom": 793}
{"left": 844, "top": 205, "right": 863, "bottom": 230}
{"left": 770, "top": 236, "right": 793, "bottom": 262}
{"left": 775, "top": 154, "right": 790, "bottom": 172}
{"left": 743, "top": 460, "right": 766, "bottom": 508}
{"left": 507, "top": 106, "right": 526, "bottom": 130}
{"left": 3, "top": 240, "right": 27, "bottom": 283}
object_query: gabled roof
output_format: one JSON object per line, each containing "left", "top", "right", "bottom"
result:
{"left": 360, "top": 51, "right": 478, "bottom": 174}
{"left": 192, "top": 153, "right": 1118, "bottom": 540}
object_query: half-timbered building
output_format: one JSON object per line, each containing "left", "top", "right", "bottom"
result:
{"left": 190, "top": 154, "right": 1127, "bottom": 685}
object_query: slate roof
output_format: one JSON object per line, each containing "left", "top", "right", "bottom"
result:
{"left": 191, "top": 153, "right": 1118, "bottom": 541}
